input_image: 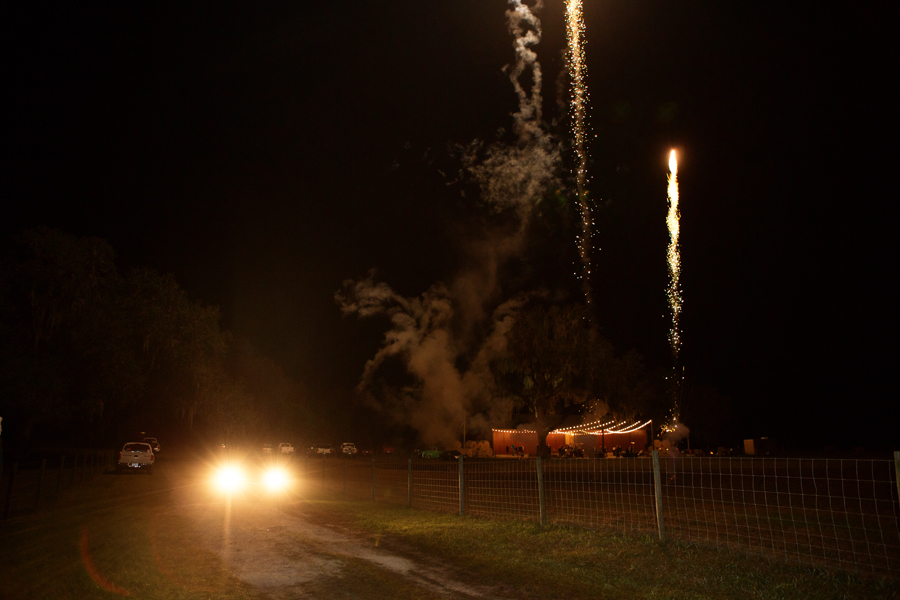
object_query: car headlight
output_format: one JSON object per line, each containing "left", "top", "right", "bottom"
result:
{"left": 214, "top": 465, "right": 246, "bottom": 493}
{"left": 262, "top": 468, "right": 290, "bottom": 492}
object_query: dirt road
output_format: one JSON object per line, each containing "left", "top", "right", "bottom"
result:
{"left": 163, "top": 455, "right": 505, "bottom": 599}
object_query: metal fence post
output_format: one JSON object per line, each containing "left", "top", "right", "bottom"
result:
{"left": 4, "top": 463, "right": 18, "bottom": 520}
{"left": 322, "top": 453, "right": 326, "bottom": 487}
{"left": 35, "top": 459, "right": 46, "bottom": 508}
{"left": 71, "top": 453, "right": 77, "bottom": 486}
{"left": 458, "top": 455, "right": 465, "bottom": 517}
{"left": 57, "top": 454, "right": 65, "bottom": 496}
{"left": 371, "top": 458, "right": 376, "bottom": 502}
{"left": 652, "top": 449, "right": 667, "bottom": 542}
{"left": 81, "top": 451, "right": 87, "bottom": 482}
{"left": 407, "top": 459, "right": 413, "bottom": 508}
{"left": 536, "top": 456, "right": 547, "bottom": 527}
{"left": 343, "top": 458, "right": 347, "bottom": 495}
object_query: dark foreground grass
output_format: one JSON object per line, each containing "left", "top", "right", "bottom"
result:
{"left": 0, "top": 469, "right": 257, "bottom": 600}
{"left": 307, "top": 494, "right": 900, "bottom": 600}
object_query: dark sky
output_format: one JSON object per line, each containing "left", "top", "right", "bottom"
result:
{"left": 3, "top": 2, "right": 896, "bottom": 448}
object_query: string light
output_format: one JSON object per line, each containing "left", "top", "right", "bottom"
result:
{"left": 492, "top": 419, "right": 652, "bottom": 437}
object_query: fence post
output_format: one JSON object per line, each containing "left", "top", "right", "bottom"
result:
{"left": 894, "top": 451, "right": 900, "bottom": 510}
{"left": 57, "top": 455, "right": 65, "bottom": 496}
{"left": 343, "top": 458, "right": 347, "bottom": 495}
{"left": 407, "top": 459, "right": 413, "bottom": 508}
{"left": 458, "top": 455, "right": 465, "bottom": 517}
{"left": 71, "top": 453, "right": 77, "bottom": 486}
{"left": 35, "top": 459, "right": 46, "bottom": 508}
{"left": 652, "top": 449, "right": 667, "bottom": 543}
{"left": 536, "top": 456, "right": 547, "bottom": 527}
{"left": 371, "top": 458, "right": 376, "bottom": 502}
{"left": 4, "top": 463, "right": 18, "bottom": 520}
{"left": 81, "top": 451, "right": 87, "bottom": 482}
{"left": 322, "top": 453, "right": 326, "bottom": 487}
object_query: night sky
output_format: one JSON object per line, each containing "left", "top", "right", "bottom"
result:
{"left": 3, "top": 2, "right": 896, "bottom": 449}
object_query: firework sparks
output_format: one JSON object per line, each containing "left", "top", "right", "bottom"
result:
{"left": 565, "top": 0, "right": 593, "bottom": 306}
{"left": 666, "top": 150, "right": 681, "bottom": 359}
{"left": 666, "top": 150, "right": 683, "bottom": 421}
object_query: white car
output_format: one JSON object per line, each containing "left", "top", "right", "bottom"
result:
{"left": 341, "top": 442, "right": 357, "bottom": 456}
{"left": 117, "top": 442, "right": 155, "bottom": 474}
{"left": 279, "top": 443, "right": 294, "bottom": 454}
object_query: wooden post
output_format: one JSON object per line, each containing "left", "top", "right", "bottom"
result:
{"left": 4, "top": 463, "right": 18, "bottom": 520}
{"left": 536, "top": 456, "right": 547, "bottom": 527}
{"left": 407, "top": 459, "right": 413, "bottom": 508}
{"left": 652, "top": 449, "right": 666, "bottom": 542}
{"left": 894, "top": 451, "right": 900, "bottom": 513}
{"left": 57, "top": 455, "right": 65, "bottom": 496}
{"left": 371, "top": 458, "right": 376, "bottom": 502}
{"left": 35, "top": 459, "right": 46, "bottom": 508}
{"left": 458, "top": 455, "right": 465, "bottom": 517}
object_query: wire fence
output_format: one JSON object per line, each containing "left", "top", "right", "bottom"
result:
{"left": 308, "top": 452, "right": 900, "bottom": 578}
{"left": 2, "top": 449, "right": 114, "bottom": 520}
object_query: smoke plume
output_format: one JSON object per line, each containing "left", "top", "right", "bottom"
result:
{"left": 336, "top": 0, "right": 562, "bottom": 447}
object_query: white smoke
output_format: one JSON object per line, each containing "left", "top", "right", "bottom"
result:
{"left": 336, "top": 272, "right": 534, "bottom": 447}
{"left": 336, "top": 0, "right": 563, "bottom": 447}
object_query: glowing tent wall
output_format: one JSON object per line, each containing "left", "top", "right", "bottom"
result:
{"left": 492, "top": 428, "right": 650, "bottom": 456}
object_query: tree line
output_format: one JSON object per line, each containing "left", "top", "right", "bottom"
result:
{"left": 0, "top": 228, "right": 310, "bottom": 450}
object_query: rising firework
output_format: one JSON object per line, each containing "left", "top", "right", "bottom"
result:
{"left": 565, "top": 0, "right": 593, "bottom": 306}
{"left": 666, "top": 150, "right": 681, "bottom": 360}
{"left": 666, "top": 150, "right": 683, "bottom": 421}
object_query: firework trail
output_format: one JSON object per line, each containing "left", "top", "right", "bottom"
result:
{"left": 565, "top": 0, "right": 593, "bottom": 306}
{"left": 666, "top": 150, "right": 681, "bottom": 360}
{"left": 666, "top": 150, "right": 683, "bottom": 419}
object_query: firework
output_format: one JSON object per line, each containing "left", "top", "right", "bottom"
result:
{"left": 666, "top": 150, "right": 681, "bottom": 359}
{"left": 565, "top": 0, "right": 593, "bottom": 306}
{"left": 666, "top": 150, "right": 683, "bottom": 421}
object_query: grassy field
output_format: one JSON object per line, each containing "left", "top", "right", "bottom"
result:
{"left": 298, "top": 491, "right": 900, "bottom": 600}
{"left": 0, "top": 464, "right": 257, "bottom": 600}
{"left": 2, "top": 457, "right": 898, "bottom": 600}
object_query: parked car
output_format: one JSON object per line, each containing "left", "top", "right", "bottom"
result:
{"left": 315, "top": 443, "right": 333, "bottom": 457}
{"left": 117, "top": 442, "right": 155, "bottom": 474}
{"left": 341, "top": 442, "right": 357, "bottom": 456}
{"left": 261, "top": 443, "right": 273, "bottom": 454}
{"left": 419, "top": 448, "right": 441, "bottom": 459}
{"left": 143, "top": 437, "right": 160, "bottom": 453}
{"left": 382, "top": 444, "right": 394, "bottom": 454}
{"left": 279, "top": 443, "right": 294, "bottom": 454}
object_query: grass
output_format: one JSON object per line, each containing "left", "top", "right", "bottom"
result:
{"left": 2, "top": 458, "right": 897, "bottom": 599}
{"left": 0, "top": 466, "right": 259, "bottom": 600}
{"left": 302, "top": 492, "right": 900, "bottom": 600}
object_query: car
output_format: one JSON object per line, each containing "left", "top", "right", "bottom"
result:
{"left": 143, "top": 437, "right": 160, "bottom": 453}
{"left": 279, "top": 443, "right": 294, "bottom": 454}
{"left": 341, "top": 442, "right": 357, "bottom": 456}
{"left": 315, "top": 443, "right": 333, "bottom": 457}
{"left": 117, "top": 442, "right": 155, "bottom": 474}
{"left": 261, "top": 443, "right": 273, "bottom": 454}
{"left": 419, "top": 448, "right": 441, "bottom": 459}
